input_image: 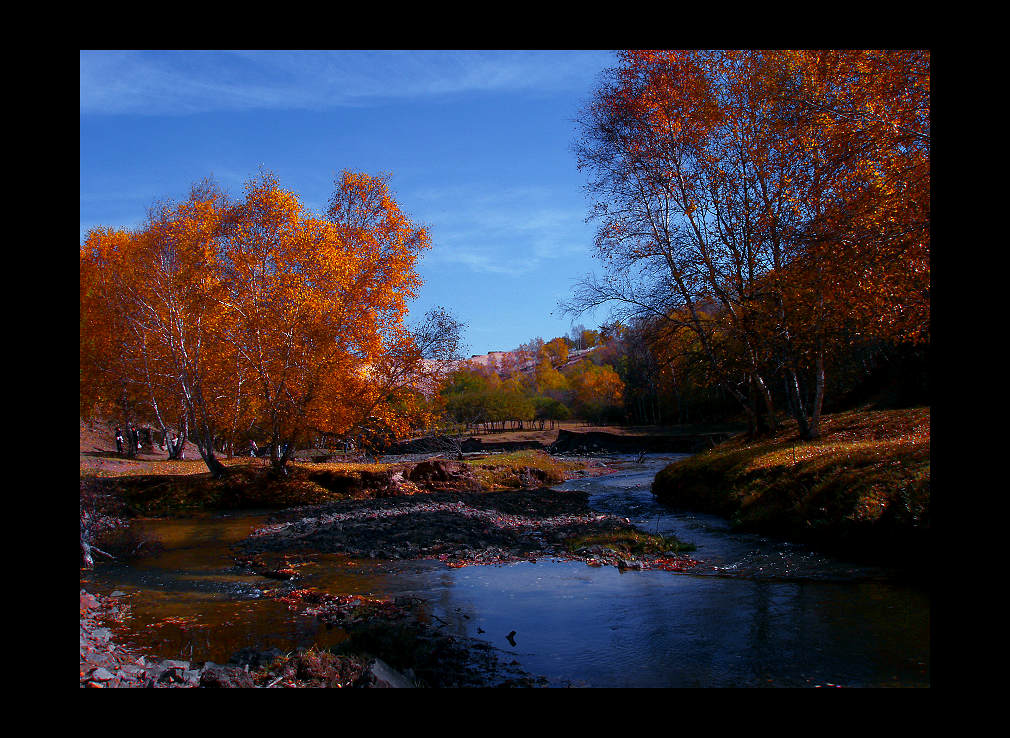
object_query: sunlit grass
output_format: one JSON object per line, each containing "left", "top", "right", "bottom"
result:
{"left": 80, "top": 459, "right": 352, "bottom": 515}
{"left": 462, "top": 450, "right": 578, "bottom": 489}
{"left": 564, "top": 529, "right": 696, "bottom": 556}
{"left": 81, "top": 456, "right": 253, "bottom": 478}
{"left": 80, "top": 449, "right": 595, "bottom": 514}
{"left": 652, "top": 407, "right": 930, "bottom": 558}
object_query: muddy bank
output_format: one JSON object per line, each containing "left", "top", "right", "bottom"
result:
{"left": 324, "top": 429, "right": 734, "bottom": 459}
{"left": 381, "top": 436, "right": 546, "bottom": 455}
{"left": 549, "top": 429, "right": 735, "bottom": 455}
{"left": 85, "top": 454, "right": 579, "bottom": 519}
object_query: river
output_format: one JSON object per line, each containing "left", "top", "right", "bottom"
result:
{"left": 81, "top": 453, "right": 930, "bottom": 687}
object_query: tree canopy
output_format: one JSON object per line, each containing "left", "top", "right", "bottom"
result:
{"left": 568, "top": 49, "right": 929, "bottom": 438}
{"left": 80, "top": 170, "right": 460, "bottom": 475}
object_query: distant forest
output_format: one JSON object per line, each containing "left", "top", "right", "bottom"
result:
{"left": 439, "top": 322, "right": 928, "bottom": 434}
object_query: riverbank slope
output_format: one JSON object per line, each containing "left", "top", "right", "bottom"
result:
{"left": 651, "top": 407, "right": 930, "bottom": 574}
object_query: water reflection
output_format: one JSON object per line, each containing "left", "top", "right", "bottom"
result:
{"left": 82, "top": 454, "right": 929, "bottom": 686}
{"left": 371, "top": 559, "right": 928, "bottom": 687}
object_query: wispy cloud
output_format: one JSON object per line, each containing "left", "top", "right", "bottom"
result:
{"left": 415, "top": 183, "right": 591, "bottom": 277}
{"left": 80, "top": 50, "right": 613, "bottom": 116}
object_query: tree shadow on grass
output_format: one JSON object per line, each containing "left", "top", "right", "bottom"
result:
{"left": 81, "top": 449, "right": 127, "bottom": 459}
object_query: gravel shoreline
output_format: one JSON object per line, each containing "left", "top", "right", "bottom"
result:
{"left": 239, "top": 484, "right": 699, "bottom": 572}
{"left": 80, "top": 586, "right": 547, "bottom": 688}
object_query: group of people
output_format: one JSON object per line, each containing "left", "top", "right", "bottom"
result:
{"left": 114, "top": 426, "right": 184, "bottom": 459}
{"left": 109, "top": 427, "right": 338, "bottom": 462}
{"left": 114, "top": 426, "right": 141, "bottom": 456}
{"left": 248, "top": 440, "right": 291, "bottom": 458}
{"left": 113, "top": 426, "right": 375, "bottom": 462}
{"left": 165, "top": 434, "right": 185, "bottom": 459}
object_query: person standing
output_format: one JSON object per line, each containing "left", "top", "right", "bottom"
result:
{"left": 114, "top": 427, "right": 124, "bottom": 455}
{"left": 249, "top": 439, "right": 258, "bottom": 457}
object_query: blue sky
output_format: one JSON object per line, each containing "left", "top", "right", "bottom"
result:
{"left": 80, "top": 50, "right": 618, "bottom": 357}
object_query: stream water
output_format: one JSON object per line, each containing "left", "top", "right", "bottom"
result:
{"left": 81, "top": 454, "right": 930, "bottom": 687}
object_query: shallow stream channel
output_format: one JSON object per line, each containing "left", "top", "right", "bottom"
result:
{"left": 82, "top": 453, "right": 930, "bottom": 687}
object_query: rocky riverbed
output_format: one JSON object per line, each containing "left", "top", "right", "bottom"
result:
{"left": 80, "top": 586, "right": 543, "bottom": 688}
{"left": 80, "top": 589, "right": 271, "bottom": 688}
{"left": 80, "top": 453, "right": 699, "bottom": 687}
{"left": 237, "top": 477, "right": 699, "bottom": 574}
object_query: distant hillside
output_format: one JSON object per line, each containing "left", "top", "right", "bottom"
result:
{"left": 466, "top": 345, "right": 602, "bottom": 377}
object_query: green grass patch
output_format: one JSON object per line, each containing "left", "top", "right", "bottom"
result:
{"left": 563, "top": 528, "right": 696, "bottom": 556}
{"left": 464, "top": 450, "right": 574, "bottom": 490}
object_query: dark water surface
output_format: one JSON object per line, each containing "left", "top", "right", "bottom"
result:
{"left": 82, "top": 454, "right": 930, "bottom": 687}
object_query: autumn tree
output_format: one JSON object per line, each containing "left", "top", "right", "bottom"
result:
{"left": 543, "top": 336, "right": 570, "bottom": 366}
{"left": 81, "top": 180, "right": 236, "bottom": 476}
{"left": 569, "top": 49, "right": 929, "bottom": 439}
{"left": 514, "top": 337, "right": 545, "bottom": 373}
{"left": 533, "top": 396, "right": 571, "bottom": 429}
{"left": 581, "top": 328, "right": 601, "bottom": 349}
{"left": 81, "top": 227, "right": 145, "bottom": 456}
{"left": 568, "top": 324, "right": 588, "bottom": 350}
{"left": 755, "top": 50, "right": 930, "bottom": 436}
{"left": 566, "top": 361, "right": 625, "bottom": 424}
{"left": 611, "top": 321, "right": 665, "bottom": 425}
{"left": 81, "top": 169, "right": 451, "bottom": 477}
{"left": 441, "top": 368, "right": 497, "bottom": 432}
{"left": 623, "top": 314, "right": 740, "bottom": 426}
{"left": 533, "top": 353, "right": 569, "bottom": 396}
{"left": 398, "top": 305, "right": 469, "bottom": 411}
{"left": 213, "top": 170, "right": 444, "bottom": 472}
{"left": 599, "top": 321, "right": 627, "bottom": 344}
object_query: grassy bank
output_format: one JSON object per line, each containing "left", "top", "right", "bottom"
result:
{"left": 652, "top": 407, "right": 930, "bottom": 571}
{"left": 462, "top": 450, "right": 581, "bottom": 488}
{"left": 81, "top": 461, "right": 347, "bottom": 515}
{"left": 80, "top": 451, "right": 585, "bottom": 517}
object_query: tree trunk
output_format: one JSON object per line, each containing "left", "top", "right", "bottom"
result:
{"left": 788, "top": 368, "right": 813, "bottom": 440}
{"left": 807, "top": 352, "right": 826, "bottom": 440}
{"left": 754, "top": 373, "right": 778, "bottom": 433}
{"left": 747, "top": 374, "right": 771, "bottom": 436}
{"left": 187, "top": 409, "right": 227, "bottom": 478}
{"left": 270, "top": 432, "right": 292, "bottom": 476}
{"left": 196, "top": 437, "right": 227, "bottom": 478}
{"left": 120, "top": 384, "right": 137, "bottom": 459}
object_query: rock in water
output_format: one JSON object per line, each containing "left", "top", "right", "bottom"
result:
{"left": 369, "top": 658, "right": 414, "bottom": 688}
{"left": 199, "top": 665, "right": 255, "bottom": 688}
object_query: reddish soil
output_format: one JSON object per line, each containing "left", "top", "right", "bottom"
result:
{"left": 80, "top": 419, "right": 203, "bottom": 475}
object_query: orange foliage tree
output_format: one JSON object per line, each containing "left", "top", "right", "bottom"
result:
{"left": 542, "top": 337, "right": 570, "bottom": 366}
{"left": 81, "top": 170, "right": 458, "bottom": 476}
{"left": 81, "top": 180, "right": 236, "bottom": 474}
{"left": 566, "top": 361, "right": 624, "bottom": 423}
{"left": 570, "top": 49, "right": 929, "bottom": 439}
